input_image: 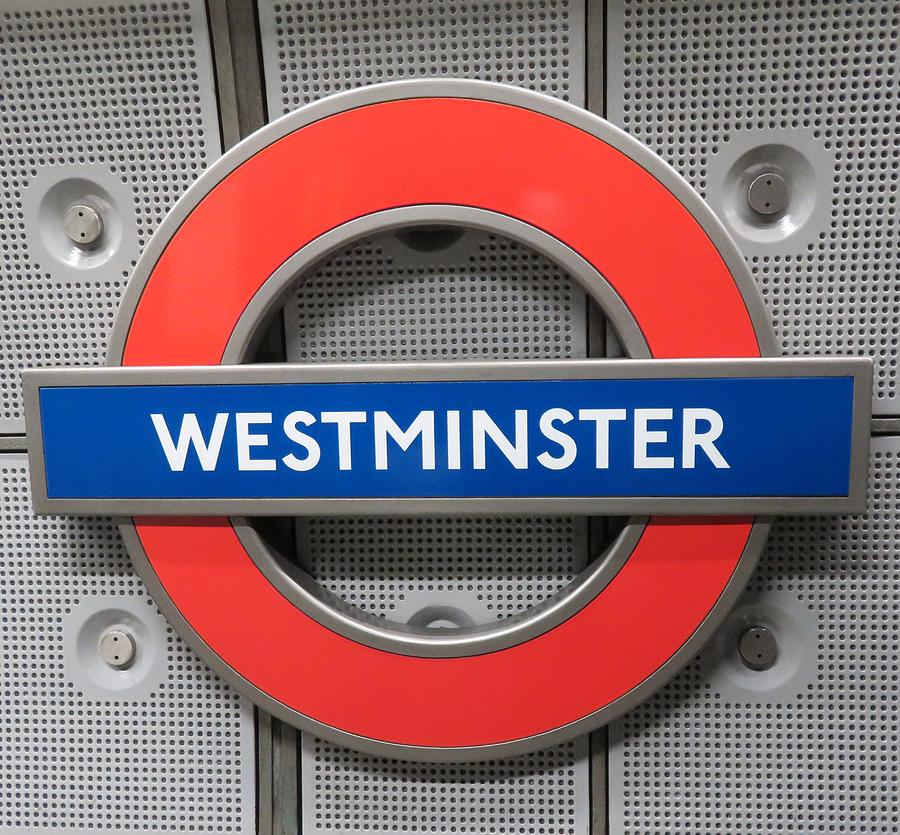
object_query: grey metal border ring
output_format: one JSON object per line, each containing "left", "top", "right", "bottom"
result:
{"left": 224, "top": 205, "right": 651, "bottom": 658}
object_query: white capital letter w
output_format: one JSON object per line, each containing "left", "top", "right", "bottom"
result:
{"left": 150, "top": 413, "right": 229, "bottom": 472}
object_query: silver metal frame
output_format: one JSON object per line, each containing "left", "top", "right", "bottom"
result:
{"left": 25, "top": 356, "right": 872, "bottom": 517}
{"left": 27, "top": 78, "right": 830, "bottom": 759}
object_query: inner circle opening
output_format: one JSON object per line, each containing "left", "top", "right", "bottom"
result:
{"left": 227, "top": 211, "right": 648, "bottom": 657}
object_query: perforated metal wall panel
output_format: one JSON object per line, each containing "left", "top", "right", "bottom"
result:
{"left": 606, "top": 0, "right": 900, "bottom": 414}
{"left": 0, "top": 453, "right": 256, "bottom": 835}
{"left": 285, "top": 231, "right": 587, "bottom": 362}
{"left": 608, "top": 436, "right": 900, "bottom": 834}
{"left": 258, "top": 0, "right": 591, "bottom": 808}
{"left": 0, "top": 0, "right": 221, "bottom": 432}
{"left": 257, "top": 0, "right": 586, "bottom": 114}
{"left": 284, "top": 231, "right": 592, "bottom": 834}
{"left": 300, "top": 515, "right": 586, "bottom": 622}
{"left": 302, "top": 736, "right": 590, "bottom": 835}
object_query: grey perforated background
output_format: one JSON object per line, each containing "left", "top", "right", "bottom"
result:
{"left": 301, "top": 515, "right": 587, "bottom": 621}
{"left": 608, "top": 436, "right": 900, "bottom": 834}
{"left": 258, "top": 0, "right": 585, "bottom": 115}
{"left": 259, "top": 3, "right": 591, "bottom": 819}
{"left": 606, "top": 0, "right": 900, "bottom": 414}
{"left": 302, "top": 735, "right": 589, "bottom": 835}
{"left": 0, "top": 454, "right": 255, "bottom": 835}
{"left": 284, "top": 233, "right": 592, "bottom": 833}
{"left": 0, "top": 4, "right": 257, "bottom": 831}
{"left": 0, "top": 0, "right": 220, "bottom": 432}
{"left": 285, "top": 231, "right": 587, "bottom": 363}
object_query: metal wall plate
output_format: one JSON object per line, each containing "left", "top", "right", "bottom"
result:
{"left": 300, "top": 734, "right": 590, "bottom": 835}
{"left": 257, "top": 0, "right": 587, "bottom": 114}
{"left": 0, "top": 5, "right": 257, "bottom": 833}
{"left": 0, "top": 453, "right": 256, "bottom": 835}
{"left": 608, "top": 436, "right": 900, "bottom": 833}
{"left": 0, "top": 0, "right": 221, "bottom": 432}
{"left": 606, "top": 0, "right": 900, "bottom": 415}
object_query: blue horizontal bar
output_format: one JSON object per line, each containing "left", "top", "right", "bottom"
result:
{"left": 38, "top": 376, "right": 854, "bottom": 501}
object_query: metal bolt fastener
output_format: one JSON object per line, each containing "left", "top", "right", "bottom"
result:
{"left": 738, "top": 625, "right": 778, "bottom": 671}
{"left": 747, "top": 173, "right": 789, "bottom": 216}
{"left": 99, "top": 628, "right": 136, "bottom": 669}
{"left": 63, "top": 204, "right": 104, "bottom": 248}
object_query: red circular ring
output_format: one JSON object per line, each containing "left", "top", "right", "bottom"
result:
{"left": 122, "top": 96, "right": 760, "bottom": 749}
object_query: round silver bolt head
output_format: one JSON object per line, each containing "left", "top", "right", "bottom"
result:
{"left": 747, "top": 172, "right": 789, "bottom": 216}
{"left": 738, "top": 625, "right": 778, "bottom": 671}
{"left": 63, "top": 203, "right": 104, "bottom": 248}
{"left": 99, "top": 628, "right": 136, "bottom": 669}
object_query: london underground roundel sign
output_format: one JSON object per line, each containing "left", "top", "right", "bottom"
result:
{"left": 23, "top": 81, "right": 871, "bottom": 761}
